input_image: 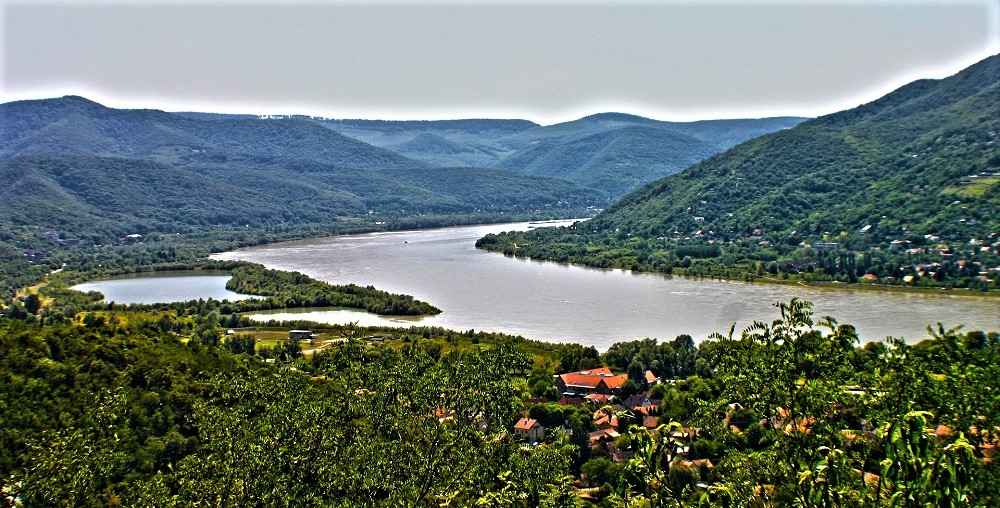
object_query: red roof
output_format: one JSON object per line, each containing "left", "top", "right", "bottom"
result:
{"left": 559, "top": 372, "right": 628, "bottom": 390}
{"left": 514, "top": 417, "right": 540, "bottom": 431}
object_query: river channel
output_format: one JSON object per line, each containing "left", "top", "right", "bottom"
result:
{"left": 211, "top": 221, "right": 998, "bottom": 350}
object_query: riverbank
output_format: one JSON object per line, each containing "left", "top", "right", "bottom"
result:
{"left": 478, "top": 244, "right": 999, "bottom": 300}
{"left": 211, "top": 222, "right": 999, "bottom": 348}
{"left": 749, "top": 275, "right": 1000, "bottom": 299}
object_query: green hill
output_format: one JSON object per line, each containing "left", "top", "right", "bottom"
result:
{"left": 499, "top": 126, "right": 720, "bottom": 197}
{"left": 176, "top": 109, "right": 804, "bottom": 196}
{"left": 1, "top": 96, "right": 422, "bottom": 171}
{"left": 387, "top": 132, "right": 501, "bottom": 168}
{"left": 311, "top": 117, "right": 538, "bottom": 168}
{"left": 0, "top": 97, "right": 609, "bottom": 243}
{"left": 495, "top": 114, "right": 806, "bottom": 197}
{"left": 478, "top": 54, "right": 1000, "bottom": 289}
{"left": 496, "top": 112, "right": 805, "bottom": 150}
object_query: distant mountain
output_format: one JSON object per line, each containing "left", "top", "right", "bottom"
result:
{"left": 309, "top": 118, "right": 538, "bottom": 168}
{"left": 386, "top": 133, "right": 501, "bottom": 168}
{"left": 494, "top": 114, "right": 806, "bottom": 197}
{"left": 499, "top": 126, "right": 719, "bottom": 198}
{"left": 0, "top": 97, "right": 608, "bottom": 241}
{"left": 496, "top": 113, "right": 806, "bottom": 151}
{"left": 2, "top": 96, "right": 421, "bottom": 171}
{"left": 313, "top": 118, "right": 539, "bottom": 146}
{"left": 302, "top": 112, "right": 806, "bottom": 196}
{"left": 171, "top": 108, "right": 804, "bottom": 196}
{"left": 482, "top": 54, "right": 1000, "bottom": 286}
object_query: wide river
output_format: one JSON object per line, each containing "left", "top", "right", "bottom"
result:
{"left": 212, "top": 220, "right": 998, "bottom": 350}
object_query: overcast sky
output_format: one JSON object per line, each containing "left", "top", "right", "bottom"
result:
{"left": 2, "top": 1, "right": 998, "bottom": 124}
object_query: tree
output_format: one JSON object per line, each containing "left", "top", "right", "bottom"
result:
{"left": 700, "top": 298, "right": 862, "bottom": 504}
{"left": 23, "top": 294, "right": 41, "bottom": 315}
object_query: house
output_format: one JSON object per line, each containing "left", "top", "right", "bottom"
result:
{"left": 554, "top": 367, "right": 628, "bottom": 395}
{"left": 623, "top": 393, "right": 652, "bottom": 410}
{"left": 584, "top": 393, "right": 613, "bottom": 405}
{"left": 593, "top": 410, "right": 619, "bottom": 430}
{"left": 812, "top": 242, "right": 841, "bottom": 250}
{"left": 23, "top": 250, "right": 45, "bottom": 263}
{"left": 609, "top": 443, "right": 634, "bottom": 463}
{"left": 118, "top": 234, "right": 142, "bottom": 245}
{"left": 514, "top": 417, "right": 545, "bottom": 444}
{"left": 289, "top": 330, "right": 317, "bottom": 340}
{"left": 588, "top": 428, "right": 620, "bottom": 446}
{"left": 644, "top": 370, "right": 659, "bottom": 385}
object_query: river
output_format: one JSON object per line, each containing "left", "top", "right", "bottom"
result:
{"left": 211, "top": 220, "right": 998, "bottom": 350}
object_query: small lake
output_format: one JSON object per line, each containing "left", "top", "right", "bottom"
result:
{"left": 71, "top": 270, "right": 253, "bottom": 304}
{"left": 213, "top": 221, "right": 1000, "bottom": 350}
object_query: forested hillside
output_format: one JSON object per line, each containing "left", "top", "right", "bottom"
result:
{"left": 314, "top": 117, "right": 539, "bottom": 168}
{"left": 311, "top": 112, "right": 805, "bottom": 196}
{"left": 479, "top": 54, "right": 1000, "bottom": 290}
{"left": 0, "top": 97, "right": 608, "bottom": 245}
{"left": 499, "top": 126, "right": 719, "bottom": 198}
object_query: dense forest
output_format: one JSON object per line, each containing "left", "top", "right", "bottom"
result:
{"left": 0, "top": 96, "right": 608, "bottom": 240}
{"left": 477, "top": 54, "right": 1000, "bottom": 291}
{"left": 1, "top": 296, "right": 997, "bottom": 506}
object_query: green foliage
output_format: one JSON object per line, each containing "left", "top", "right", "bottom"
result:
{"left": 225, "top": 263, "right": 441, "bottom": 316}
{"left": 477, "top": 55, "right": 1000, "bottom": 290}
{"left": 876, "top": 412, "right": 976, "bottom": 508}
{"left": 0, "top": 317, "right": 578, "bottom": 506}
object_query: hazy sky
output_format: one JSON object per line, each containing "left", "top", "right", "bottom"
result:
{"left": 2, "top": 1, "right": 998, "bottom": 124}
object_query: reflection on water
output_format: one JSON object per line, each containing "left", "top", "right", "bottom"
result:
{"left": 212, "top": 221, "right": 1000, "bottom": 350}
{"left": 72, "top": 271, "right": 253, "bottom": 305}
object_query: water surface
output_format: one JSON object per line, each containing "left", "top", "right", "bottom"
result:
{"left": 72, "top": 270, "right": 252, "bottom": 304}
{"left": 212, "top": 221, "right": 999, "bottom": 349}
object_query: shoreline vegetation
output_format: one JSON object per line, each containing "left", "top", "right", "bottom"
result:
{"left": 475, "top": 225, "right": 999, "bottom": 297}
{"left": 2, "top": 209, "right": 593, "bottom": 308}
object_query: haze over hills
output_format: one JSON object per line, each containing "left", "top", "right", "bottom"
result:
{"left": 498, "top": 126, "right": 720, "bottom": 198}
{"left": 478, "top": 53, "right": 1000, "bottom": 288}
{"left": 0, "top": 96, "right": 607, "bottom": 242}
{"left": 317, "top": 112, "right": 804, "bottom": 197}
{"left": 176, "top": 109, "right": 804, "bottom": 196}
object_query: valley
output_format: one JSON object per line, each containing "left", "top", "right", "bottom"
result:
{"left": 1, "top": 51, "right": 998, "bottom": 507}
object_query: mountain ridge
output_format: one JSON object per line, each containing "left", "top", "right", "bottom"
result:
{"left": 0, "top": 96, "right": 609, "bottom": 243}
{"left": 478, "top": 53, "right": 1000, "bottom": 289}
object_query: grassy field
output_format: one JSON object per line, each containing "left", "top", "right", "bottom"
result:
{"left": 943, "top": 175, "right": 1000, "bottom": 198}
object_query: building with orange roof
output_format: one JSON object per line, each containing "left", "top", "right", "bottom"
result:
{"left": 554, "top": 368, "right": 628, "bottom": 395}
{"left": 514, "top": 417, "right": 545, "bottom": 444}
